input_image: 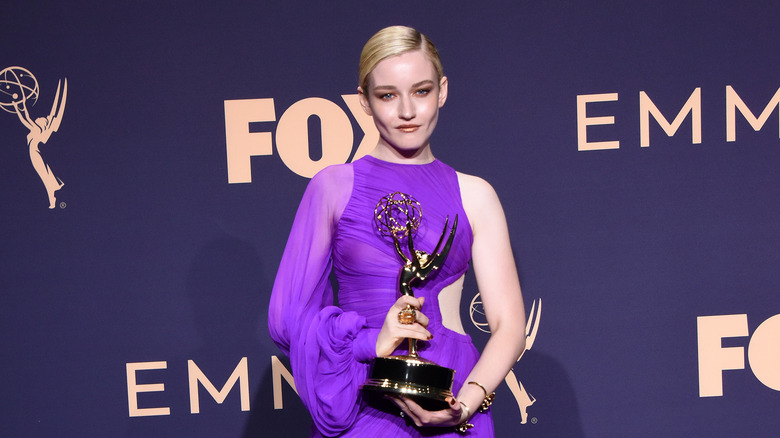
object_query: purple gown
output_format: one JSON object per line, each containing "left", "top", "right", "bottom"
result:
{"left": 269, "top": 155, "right": 494, "bottom": 437}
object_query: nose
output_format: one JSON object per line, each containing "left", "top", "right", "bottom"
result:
{"left": 398, "top": 95, "right": 415, "bottom": 120}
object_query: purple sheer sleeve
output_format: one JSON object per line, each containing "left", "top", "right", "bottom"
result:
{"left": 268, "top": 164, "right": 378, "bottom": 436}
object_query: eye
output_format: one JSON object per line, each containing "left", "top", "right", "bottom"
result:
{"left": 376, "top": 93, "right": 395, "bottom": 100}
{"left": 415, "top": 88, "right": 432, "bottom": 96}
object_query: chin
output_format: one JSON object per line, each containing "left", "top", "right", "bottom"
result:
{"left": 390, "top": 144, "right": 427, "bottom": 156}
{"left": 390, "top": 138, "right": 430, "bottom": 151}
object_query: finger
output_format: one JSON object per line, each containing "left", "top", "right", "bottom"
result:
{"left": 447, "top": 397, "right": 464, "bottom": 421}
{"left": 395, "top": 295, "right": 423, "bottom": 310}
{"left": 384, "top": 394, "right": 405, "bottom": 411}
{"left": 401, "top": 396, "right": 423, "bottom": 416}
{"left": 393, "top": 302, "right": 431, "bottom": 331}
{"left": 401, "top": 396, "right": 459, "bottom": 427}
{"left": 412, "top": 309, "right": 430, "bottom": 328}
{"left": 394, "top": 399, "right": 416, "bottom": 424}
{"left": 409, "top": 396, "right": 462, "bottom": 427}
{"left": 386, "top": 395, "right": 420, "bottom": 425}
{"left": 396, "top": 397, "right": 423, "bottom": 427}
{"left": 396, "top": 325, "right": 432, "bottom": 341}
{"left": 395, "top": 308, "right": 430, "bottom": 329}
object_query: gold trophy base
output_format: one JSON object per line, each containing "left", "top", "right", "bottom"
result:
{"left": 362, "top": 355, "right": 455, "bottom": 411}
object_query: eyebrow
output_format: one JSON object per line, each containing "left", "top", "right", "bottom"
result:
{"left": 372, "top": 79, "right": 436, "bottom": 91}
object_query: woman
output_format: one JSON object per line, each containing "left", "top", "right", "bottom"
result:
{"left": 269, "top": 25, "right": 526, "bottom": 437}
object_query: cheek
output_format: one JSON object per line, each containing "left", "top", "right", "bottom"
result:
{"left": 372, "top": 109, "right": 388, "bottom": 124}
{"left": 420, "top": 100, "right": 439, "bottom": 121}
{"left": 374, "top": 107, "right": 397, "bottom": 126}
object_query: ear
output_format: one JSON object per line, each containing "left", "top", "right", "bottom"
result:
{"left": 357, "top": 86, "right": 373, "bottom": 116}
{"left": 438, "top": 76, "right": 448, "bottom": 108}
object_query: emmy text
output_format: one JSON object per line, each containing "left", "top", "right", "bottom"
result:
{"left": 577, "top": 86, "right": 780, "bottom": 150}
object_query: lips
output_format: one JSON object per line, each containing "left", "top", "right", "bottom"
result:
{"left": 397, "top": 124, "right": 420, "bottom": 133}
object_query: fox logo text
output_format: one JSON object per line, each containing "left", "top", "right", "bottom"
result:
{"left": 224, "top": 95, "right": 378, "bottom": 181}
{"left": 697, "top": 313, "right": 780, "bottom": 397}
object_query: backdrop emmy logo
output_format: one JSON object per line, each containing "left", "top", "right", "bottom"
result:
{"left": 471, "top": 295, "right": 541, "bottom": 424}
{"left": 1, "top": 66, "right": 68, "bottom": 209}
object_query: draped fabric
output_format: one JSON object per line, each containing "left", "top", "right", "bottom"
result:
{"left": 269, "top": 155, "right": 494, "bottom": 436}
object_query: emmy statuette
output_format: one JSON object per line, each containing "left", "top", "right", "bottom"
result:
{"left": 362, "top": 192, "right": 458, "bottom": 411}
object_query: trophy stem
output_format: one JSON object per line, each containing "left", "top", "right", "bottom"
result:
{"left": 408, "top": 338, "right": 418, "bottom": 357}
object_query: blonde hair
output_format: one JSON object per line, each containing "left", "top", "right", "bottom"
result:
{"left": 358, "top": 25, "right": 443, "bottom": 92}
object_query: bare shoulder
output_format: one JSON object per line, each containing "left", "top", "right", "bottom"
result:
{"left": 456, "top": 172, "right": 503, "bottom": 223}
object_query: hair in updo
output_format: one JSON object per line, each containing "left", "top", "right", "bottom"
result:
{"left": 358, "top": 25, "right": 443, "bottom": 92}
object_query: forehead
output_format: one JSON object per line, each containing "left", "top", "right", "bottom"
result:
{"left": 369, "top": 50, "right": 438, "bottom": 88}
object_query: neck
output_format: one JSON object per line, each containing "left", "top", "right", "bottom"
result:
{"left": 369, "top": 143, "right": 435, "bottom": 164}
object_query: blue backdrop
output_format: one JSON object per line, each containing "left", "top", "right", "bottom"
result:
{"left": 2, "top": 1, "right": 779, "bottom": 436}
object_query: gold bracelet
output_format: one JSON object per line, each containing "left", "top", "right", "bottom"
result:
{"left": 455, "top": 401, "right": 474, "bottom": 433}
{"left": 467, "top": 381, "right": 496, "bottom": 412}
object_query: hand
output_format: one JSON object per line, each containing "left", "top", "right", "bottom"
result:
{"left": 389, "top": 395, "right": 466, "bottom": 428}
{"left": 375, "top": 295, "right": 430, "bottom": 357}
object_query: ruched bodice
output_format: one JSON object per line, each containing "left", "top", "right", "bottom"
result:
{"left": 333, "top": 155, "right": 473, "bottom": 334}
